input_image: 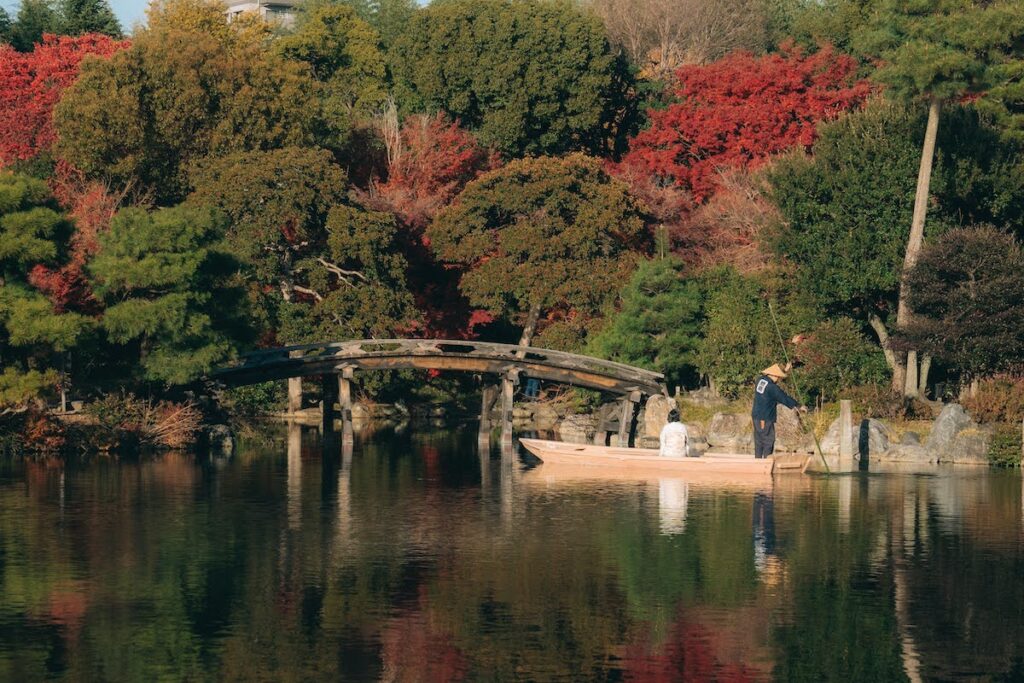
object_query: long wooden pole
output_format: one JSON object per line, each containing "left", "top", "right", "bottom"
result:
{"left": 767, "top": 301, "right": 829, "bottom": 474}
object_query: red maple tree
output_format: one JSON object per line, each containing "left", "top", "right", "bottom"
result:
{"left": 361, "top": 114, "right": 499, "bottom": 339}
{"left": 0, "top": 34, "right": 129, "bottom": 167}
{"left": 28, "top": 163, "right": 123, "bottom": 313}
{"left": 365, "top": 113, "right": 499, "bottom": 231}
{"left": 616, "top": 43, "right": 871, "bottom": 204}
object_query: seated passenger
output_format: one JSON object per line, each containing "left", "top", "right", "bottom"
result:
{"left": 658, "top": 408, "right": 688, "bottom": 458}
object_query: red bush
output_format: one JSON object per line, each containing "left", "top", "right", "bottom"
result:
{"left": 616, "top": 43, "right": 871, "bottom": 204}
{"left": 0, "top": 34, "right": 129, "bottom": 166}
{"left": 361, "top": 114, "right": 498, "bottom": 338}
{"left": 365, "top": 113, "right": 498, "bottom": 231}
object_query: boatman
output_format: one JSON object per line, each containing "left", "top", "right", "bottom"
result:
{"left": 752, "top": 364, "right": 805, "bottom": 459}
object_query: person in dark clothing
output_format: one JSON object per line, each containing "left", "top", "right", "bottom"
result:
{"left": 751, "top": 363, "right": 805, "bottom": 458}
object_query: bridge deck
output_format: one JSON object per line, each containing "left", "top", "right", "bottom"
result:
{"left": 212, "top": 339, "right": 666, "bottom": 397}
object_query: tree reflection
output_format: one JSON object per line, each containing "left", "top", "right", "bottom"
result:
{"left": 1, "top": 435, "right": 1024, "bottom": 680}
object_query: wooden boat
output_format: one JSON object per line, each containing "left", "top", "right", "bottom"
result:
{"left": 519, "top": 438, "right": 780, "bottom": 479}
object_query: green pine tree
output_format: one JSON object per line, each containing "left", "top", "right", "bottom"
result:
{"left": 0, "top": 172, "right": 94, "bottom": 407}
{"left": 0, "top": 7, "right": 12, "bottom": 44}
{"left": 853, "top": 0, "right": 1024, "bottom": 396}
{"left": 58, "top": 0, "right": 122, "bottom": 38}
{"left": 10, "top": 0, "right": 59, "bottom": 52}
{"left": 89, "top": 204, "right": 253, "bottom": 385}
{"left": 588, "top": 256, "right": 704, "bottom": 390}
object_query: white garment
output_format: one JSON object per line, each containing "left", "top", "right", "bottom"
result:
{"left": 659, "top": 421, "right": 689, "bottom": 458}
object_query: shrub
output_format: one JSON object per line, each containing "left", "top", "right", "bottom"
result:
{"left": 987, "top": 423, "right": 1021, "bottom": 468}
{"left": 796, "top": 318, "right": 889, "bottom": 401}
{"left": 843, "top": 384, "right": 933, "bottom": 421}
{"left": 223, "top": 381, "right": 286, "bottom": 416}
{"left": 83, "top": 393, "right": 200, "bottom": 450}
{"left": 962, "top": 377, "right": 1024, "bottom": 424}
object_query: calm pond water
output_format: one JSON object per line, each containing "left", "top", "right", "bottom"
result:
{"left": 2, "top": 424, "right": 1024, "bottom": 682}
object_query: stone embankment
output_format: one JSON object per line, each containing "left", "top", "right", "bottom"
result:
{"left": 538, "top": 396, "right": 998, "bottom": 467}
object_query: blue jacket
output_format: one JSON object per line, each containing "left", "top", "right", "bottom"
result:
{"left": 751, "top": 375, "right": 799, "bottom": 422}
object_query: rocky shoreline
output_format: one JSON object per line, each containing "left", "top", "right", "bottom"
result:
{"left": 271, "top": 391, "right": 1016, "bottom": 469}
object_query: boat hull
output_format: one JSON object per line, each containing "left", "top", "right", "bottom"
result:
{"left": 519, "top": 439, "right": 776, "bottom": 478}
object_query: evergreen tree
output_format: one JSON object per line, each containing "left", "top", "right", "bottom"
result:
{"left": 88, "top": 204, "right": 253, "bottom": 385}
{"left": 0, "top": 172, "right": 94, "bottom": 406}
{"left": 58, "top": 0, "right": 122, "bottom": 38}
{"left": 769, "top": 101, "right": 1022, "bottom": 388}
{"left": 54, "top": 0, "right": 318, "bottom": 204}
{"left": 588, "top": 256, "right": 704, "bottom": 390}
{"left": 275, "top": 5, "right": 387, "bottom": 154}
{"left": 389, "top": 0, "right": 634, "bottom": 157}
{"left": 428, "top": 154, "right": 648, "bottom": 348}
{"left": 10, "top": 0, "right": 59, "bottom": 52}
{"left": 0, "top": 8, "right": 12, "bottom": 44}
{"left": 852, "top": 0, "right": 1024, "bottom": 395}
{"left": 903, "top": 226, "right": 1024, "bottom": 382}
{"left": 297, "top": 0, "right": 416, "bottom": 49}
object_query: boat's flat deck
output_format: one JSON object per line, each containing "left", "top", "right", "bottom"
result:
{"left": 519, "top": 439, "right": 779, "bottom": 477}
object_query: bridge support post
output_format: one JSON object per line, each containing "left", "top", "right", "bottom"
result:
{"left": 321, "top": 375, "right": 338, "bottom": 433}
{"left": 288, "top": 378, "right": 302, "bottom": 415}
{"left": 501, "top": 370, "right": 516, "bottom": 447}
{"left": 479, "top": 384, "right": 498, "bottom": 444}
{"left": 338, "top": 366, "right": 355, "bottom": 445}
{"left": 617, "top": 391, "right": 641, "bottom": 448}
{"left": 288, "top": 350, "right": 303, "bottom": 415}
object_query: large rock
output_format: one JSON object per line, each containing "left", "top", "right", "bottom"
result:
{"left": 774, "top": 408, "right": 816, "bottom": 453}
{"left": 558, "top": 414, "right": 598, "bottom": 444}
{"left": 205, "top": 424, "right": 234, "bottom": 456}
{"left": 941, "top": 427, "right": 992, "bottom": 465}
{"left": 925, "top": 403, "right": 974, "bottom": 454}
{"left": 643, "top": 395, "right": 675, "bottom": 439}
{"left": 532, "top": 403, "right": 561, "bottom": 431}
{"left": 707, "top": 413, "right": 753, "bottom": 452}
{"left": 921, "top": 403, "right": 992, "bottom": 464}
{"left": 881, "top": 443, "right": 936, "bottom": 463}
{"left": 682, "top": 386, "right": 728, "bottom": 407}
{"left": 820, "top": 417, "right": 889, "bottom": 457}
{"left": 819, "top": 417, "right": 854, "bottom": 455}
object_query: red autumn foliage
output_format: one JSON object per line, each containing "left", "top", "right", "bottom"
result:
{"left": 29, "top": 162, "right": 124, "bottom": 313}
{"left": 616, "top": 43, "right": 871, "bottom": 204}
{"left": 361, "top": 113, "right": 499, "bottom": 339}
{"left": 621, "top": 614, "right": 765, "bottom": 682}
{"left": 364, "top": 113, "right": 499, "bottom": 231}
{"left": 0, "top": 34, "right": 129, "bottom": 166}
{"left": 51, "top": 161, "right": 123, "bottom": 260}
{"left": 672, "top": 168, "right": 780, "bottom": 273}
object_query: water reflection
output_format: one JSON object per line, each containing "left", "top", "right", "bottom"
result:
{"left": 658, "top": 478, "right": 688, "bottom": 535}
{"left": 1, "top": 427, "right": 1023, "bottom": 681}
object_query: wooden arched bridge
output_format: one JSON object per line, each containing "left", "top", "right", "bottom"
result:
{"left": 211, "top": 338, "right": 667, "bottom": 444}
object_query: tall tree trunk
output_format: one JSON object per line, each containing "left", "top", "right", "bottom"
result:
{"left": 905, "top": 350, "right": 919, "bottom": 399}
{"left": 868, "top": 313, "right": 905, "bottom": 391}
{"left": 918, "top": 354, "right": 931, "bottom": 398}
{"left": 898, "top": 98, "right": 941, "bottom": 397}
{"left": 517, "top": 302, "right": 542, "bottom": 350}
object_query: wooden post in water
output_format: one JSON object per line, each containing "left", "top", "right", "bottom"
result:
{"left": 337, "top": 366, "right": 355, "bottom": 446}
{"left": 479, "top": 384, "right": 498, "bottom": 444}
{"left": 839, "top": 399, "right": 854, "bottom": 471}
{"left": 617, "top": 391, "right": 640, "bottom": 448}
{"left": 321, "top": 374, "right": 337, "bottom": 433}
{"left": 501, "top": 370, "right": 516, "bottom": 447}
{"left": 288, "top": 378, "right": 302, "bottom": 415}
{"left": 288, "top": 350, "right": 303, "bottom": 415}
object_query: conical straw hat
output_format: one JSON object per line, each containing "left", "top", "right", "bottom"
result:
{"left": 762, "top": 364, "right": 787, "bottom": 379}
